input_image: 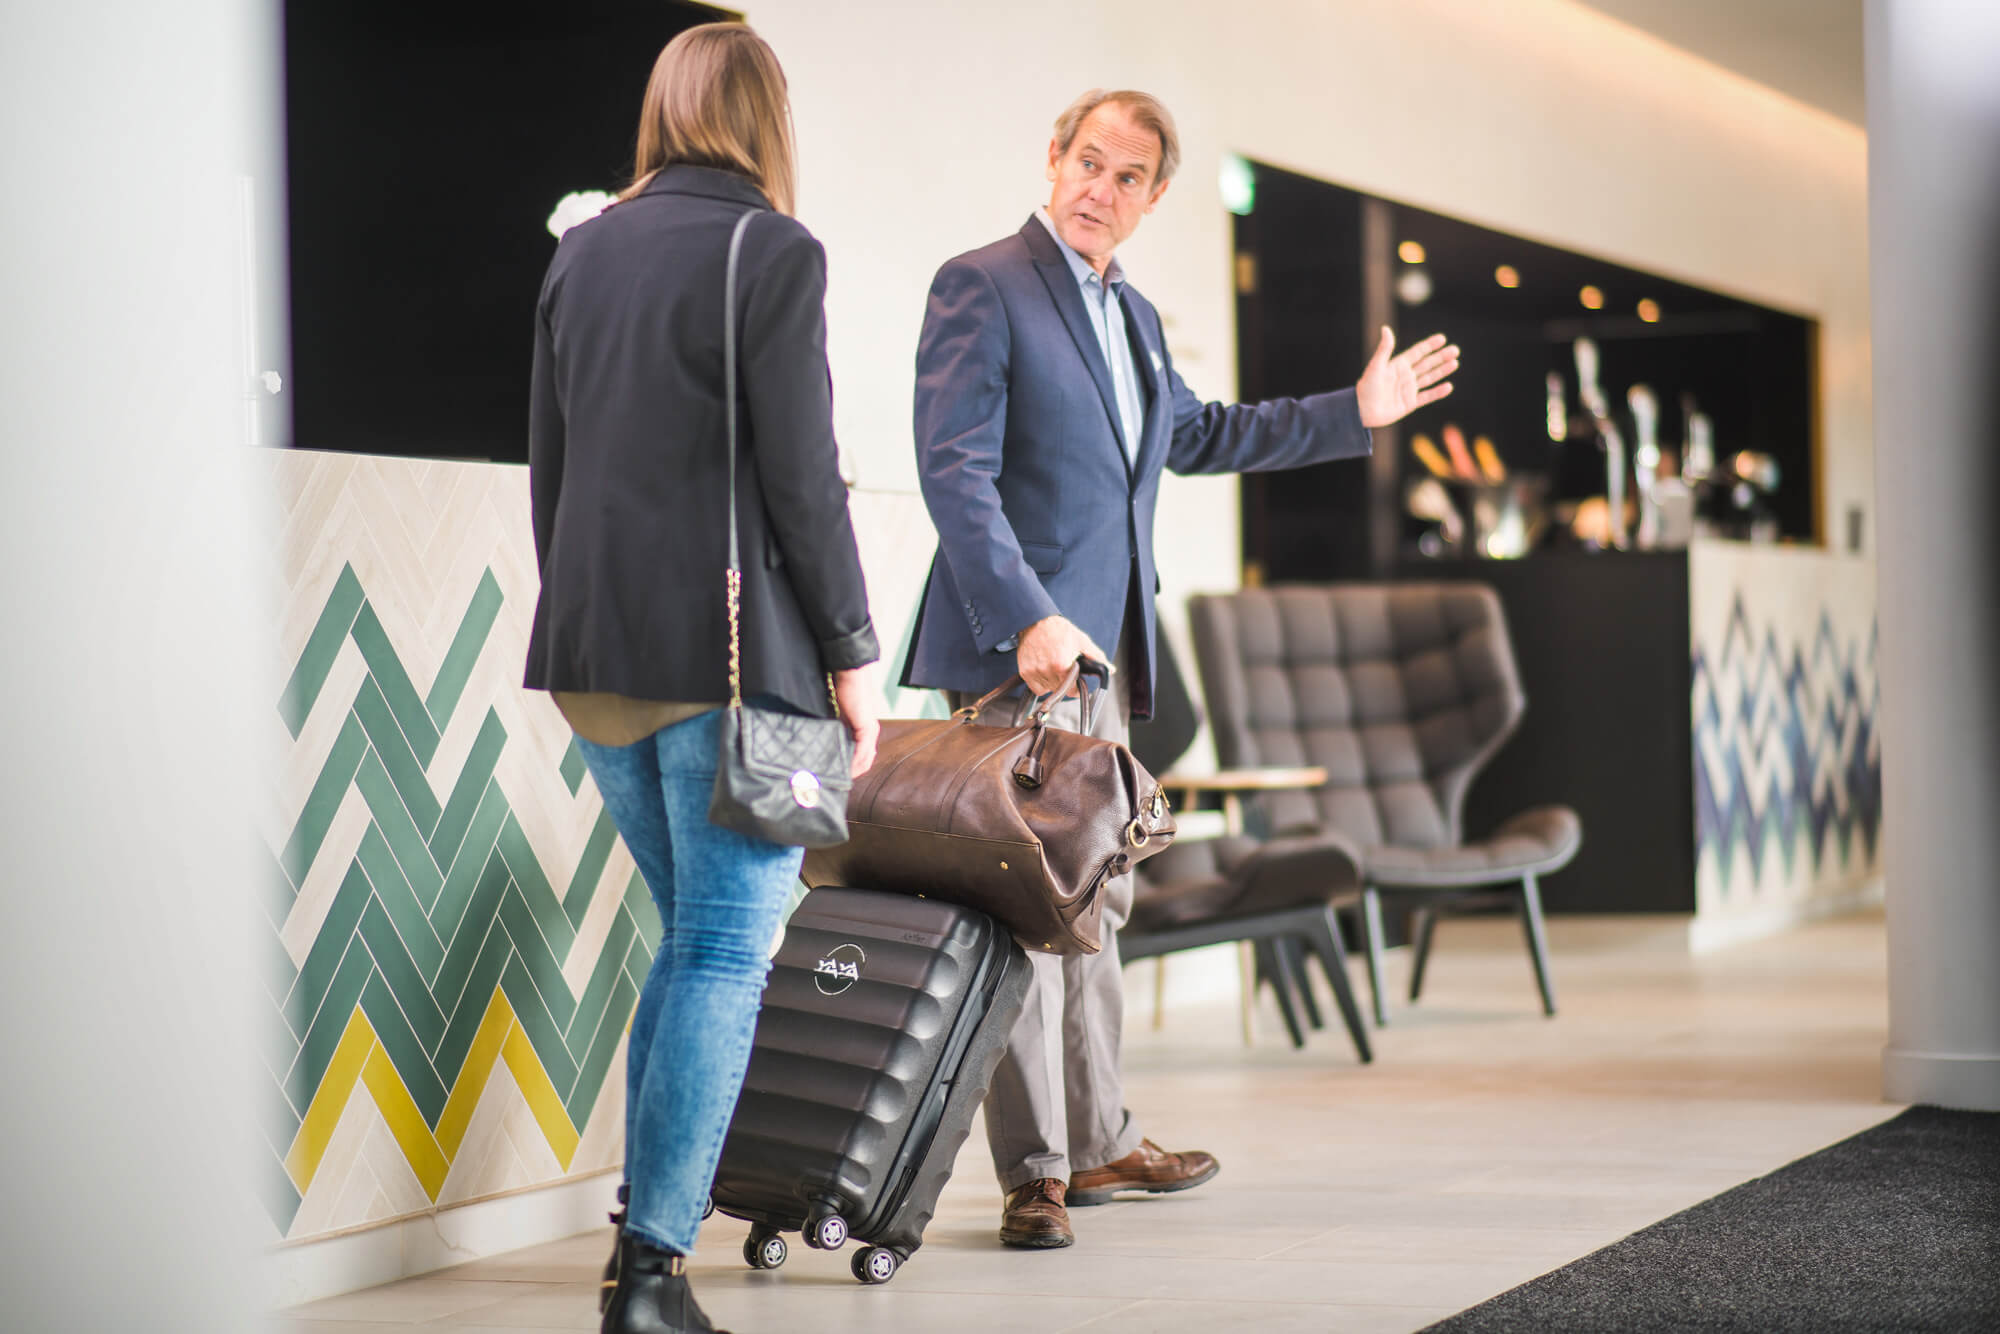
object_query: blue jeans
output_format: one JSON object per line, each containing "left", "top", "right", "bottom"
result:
{"left": 577, "top": 708, "right": 802, "bottom": 1255}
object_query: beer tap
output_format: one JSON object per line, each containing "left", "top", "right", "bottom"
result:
{"left": 1573, "top": 338, "right": 1627, "bottom": 549}
{"left": 1682, "top": 396, "right": 1716, "bottom": 484}
{"left": 1628, "top": 384, "right": 1662, "bottom": 549}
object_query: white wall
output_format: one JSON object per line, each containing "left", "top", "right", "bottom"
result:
{"left": 746, "top": 0, "right": 1871, "bottom": 663}
{"left": 0, "top": 1, "right": 277, "bottom": 1328}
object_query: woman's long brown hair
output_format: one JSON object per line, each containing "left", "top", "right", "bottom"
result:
{"left": 618, "top": 22, "right": 797, "bottom": 215}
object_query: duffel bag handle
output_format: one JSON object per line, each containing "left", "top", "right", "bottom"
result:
{"left": 956, "top": 658, "right": 1111, "bottom": 732}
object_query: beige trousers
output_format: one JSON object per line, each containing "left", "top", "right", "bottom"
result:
{"left": 949, "top": 659, "right": 1144, "bottom": 1192}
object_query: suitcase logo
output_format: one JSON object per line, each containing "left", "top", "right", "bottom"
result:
{"left": 813, "top": 942, "right": 867, "bottom": 996}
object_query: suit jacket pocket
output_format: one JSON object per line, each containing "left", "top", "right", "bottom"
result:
{"left": 1019, "top": 541, "right": 1064, "bottom": 574}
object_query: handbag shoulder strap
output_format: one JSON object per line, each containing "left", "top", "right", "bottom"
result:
{"left": 723, "top": 208, "right": 756, "bottom": 582}
{"left": 722, "top": 208, "right": 756, "bottom": 709}
{"left": 721, "top": 208, "right": 840, "bottom": 716}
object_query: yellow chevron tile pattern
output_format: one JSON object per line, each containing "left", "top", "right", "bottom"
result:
{"left": 266, "top": 452, "right": 649, "bottom": 1241}
{"left": 265, "top": 450, "right": 940, "bottom": 1245}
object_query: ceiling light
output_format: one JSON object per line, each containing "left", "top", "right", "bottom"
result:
{"left": 1579, "top": 285, "right": 1605, "bottom": 310}
{"left": 1395, "top": 267, "right": 1433, "bottom": 305}
{"left": 1494, "top": 265, "right": 1520, "bottom": 288}
{"left": 1637, "top": 298, "right": 1662, "bottom": 323}
{"left": 1398, "top": 241, "right": 1426, "bottom": 264}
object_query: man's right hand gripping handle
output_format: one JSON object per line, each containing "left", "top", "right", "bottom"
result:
{"left": 1015, "top": 615, "right": 1113, "bottom": 697}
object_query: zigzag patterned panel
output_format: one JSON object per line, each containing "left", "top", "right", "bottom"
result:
{"left": 1688, "top": 544, "right": 1882, "bottom": 917}
{"left": 266, "top": 453, "right": 655, "bottom": 1242}
{"left": 266, "top": 454, "right": 944, "bottom": 1244}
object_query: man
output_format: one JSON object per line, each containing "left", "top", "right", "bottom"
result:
{"left": 903, "top": 89, "right": 1457, "bottom": 1250}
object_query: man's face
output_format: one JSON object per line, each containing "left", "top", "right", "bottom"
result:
{"left": 1045, "top": 102, "right": 1170, "bottom": 273}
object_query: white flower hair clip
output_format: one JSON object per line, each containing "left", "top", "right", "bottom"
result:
{"left": 546, "top": 190, "right": 615, "bottom": 240}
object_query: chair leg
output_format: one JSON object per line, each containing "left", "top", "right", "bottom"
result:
{"left": 1237, "top": 941, "right": 1257, "bottom": 1047}
{"left": 1252, "top": 937, "right": 1308, "bottom": 1048}
{"left": 1275, "top": 936, "right": 1324, "bottom": 1030}
{"left": 1518, "top": 873, "right": 1558, "bottom": 1017}
{"left": 1307, "top": 908, "right": 1373, "bottom": 1064}
{"left": 1408, "top": 907, "right": 1438, "bottom": 1002}
{"left": 1360, "top": 887, "right": 1390, "bottom": 1027}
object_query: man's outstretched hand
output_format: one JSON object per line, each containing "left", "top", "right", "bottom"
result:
{"left": 1355, "top": 327, "right": 1459, "bottom": 429}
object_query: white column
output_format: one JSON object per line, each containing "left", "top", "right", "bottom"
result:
{"left": 0, "top": 1, "right": 280, "bottom": 1327}
{"left": 1867, "top": 0, "right": 2000, "bottom": 1110}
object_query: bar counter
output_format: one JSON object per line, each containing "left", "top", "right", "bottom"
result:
{"left": 1398, "top": 540, "right": 1881, "bottom": 947}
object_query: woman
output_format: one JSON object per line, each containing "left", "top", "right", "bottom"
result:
{"left": 524, "top": 23, "right": 880, "bottom": 1334}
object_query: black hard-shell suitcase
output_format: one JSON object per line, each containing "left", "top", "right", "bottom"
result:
{"left": 708, "top": 885, "right": 1031, "bottom": 1284}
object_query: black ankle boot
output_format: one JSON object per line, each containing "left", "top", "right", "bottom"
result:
{"left": 601, "top": 1234, "right": 730, "bottom": 1334}
{"left": 600, "top": 1184, "right": 629, "bottom": 1315}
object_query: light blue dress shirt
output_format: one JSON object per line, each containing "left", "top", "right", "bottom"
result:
{"left": 1035, "top": 208, "right": 1147, "bottom": 464}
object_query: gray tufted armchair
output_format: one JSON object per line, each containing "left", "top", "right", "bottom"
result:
{"left": 1188, "top": 583, "right": 1580, "bottom": 1023}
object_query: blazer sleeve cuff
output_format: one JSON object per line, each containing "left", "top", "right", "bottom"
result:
{"left": 820, "top": 622, "right": 880, "bottom": 673}
{"left": 968, "top": 583, "right": 1061, "bottom": 656}
{"left": 1310, "top": 387, "right": 1374, "bottom": 461}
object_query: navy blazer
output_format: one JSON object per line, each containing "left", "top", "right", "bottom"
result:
{"left": 902, "top": 217, "right": 1372, "bottom": 718}
{"left": 524, "top": 166, "right": 877, "bottom": 718}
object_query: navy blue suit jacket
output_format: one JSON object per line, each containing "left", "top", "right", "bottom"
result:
{"left": 902, "top": 216, "right": 1373, "bottom": 718}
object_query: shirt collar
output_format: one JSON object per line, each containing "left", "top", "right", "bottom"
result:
{"left": 1035, "top": 208, "right": 1125, "bottom": 291}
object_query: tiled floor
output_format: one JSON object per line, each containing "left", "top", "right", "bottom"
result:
{"left": 278, "top": 907, "right": 1894, "bottom": 1333}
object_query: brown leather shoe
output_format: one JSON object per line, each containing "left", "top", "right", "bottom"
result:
{"left": 998, "top": 1177, "right": 1074, "bottom": 1249}
{"left": 1067, "top": 1139, "right": 1220, "bottom": 1207}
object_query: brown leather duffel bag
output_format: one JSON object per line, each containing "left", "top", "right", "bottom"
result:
{"left": 800, "top": 663, "right": 1177, "bottom": 954}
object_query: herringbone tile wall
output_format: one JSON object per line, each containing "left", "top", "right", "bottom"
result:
{"left": 1689, "top": 543, "right": 1882, "bottom": 924}
{"left": 264, "top": 451, "right": 939, "bottom": 1245}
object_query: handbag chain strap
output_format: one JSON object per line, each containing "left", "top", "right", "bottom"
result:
{"left": 721, "top": 208, "right": 837, "bottom": 714}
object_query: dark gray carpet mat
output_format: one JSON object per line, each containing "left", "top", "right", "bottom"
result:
{"left": 1422, "top": 1106, "right": 2000, "bottom": 1333}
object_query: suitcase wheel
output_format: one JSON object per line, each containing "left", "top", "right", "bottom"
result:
{"left": 702, "top": 1196, "right": 715, "bottom": 1221}
{"left": 744, "top": 1228, "right": 787, "bottom": 1270}
{"left": 851, "top": 1246, "right": 900, "bottom": 1285}
{"left": 805, "top": 1212, "right": 848, "bottom": 1251}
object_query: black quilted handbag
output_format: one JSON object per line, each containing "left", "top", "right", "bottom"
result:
{"left": 706, "top": 210, "right": 853, "bottom": 848}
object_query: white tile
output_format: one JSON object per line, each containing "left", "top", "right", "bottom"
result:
{"left": 437, "top": 1059, "right": 528, "bottom": 1208}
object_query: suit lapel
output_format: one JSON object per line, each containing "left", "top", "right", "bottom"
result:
{"left": 1022, "top": 221, "right": 1126, "bottom": 468}
{"left": 1123, "top": 289, "right": 1166, "bottom": 476}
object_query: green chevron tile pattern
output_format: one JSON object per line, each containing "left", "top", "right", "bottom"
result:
{"left": 263, "top": 1160, "right": 303, "bottom": 1241}
{"left": 427, "top": 571, "right": 503, "bottom": 725}
{"left": 266, "top": 458, "right": 942, "bottom": 1244}
{"left": 623, "top": 871, "right": 662, "bottom": 954}
{"left": 569, "top": 974, "right": 637, "bottom": 1121}
{"left": 434, "top": 719, "right": 507, "bottom": 871}
{"left": 267, "top": 558, "right": 658, "bottom": 1238}
{"left": 436, "top": 910, "right": 512, "bottom": 1083}
{"left": 351, "top": 602, "right": 442, "bottom": 769}
{"left": 280, "top": 714, "right": 367, "bottom": 891}
{"left": 281, "top": 564, "right": 364, "bottom": 740}
{"left": 352, "top": 676, "right": 443, "bottom": 835}
{"left": 565, "top": 817, "right": 620, "bottom": 931}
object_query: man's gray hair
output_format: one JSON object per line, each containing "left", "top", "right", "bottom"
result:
{"left": 1052, "top": 89, "right": 1181, "bottom": 186}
